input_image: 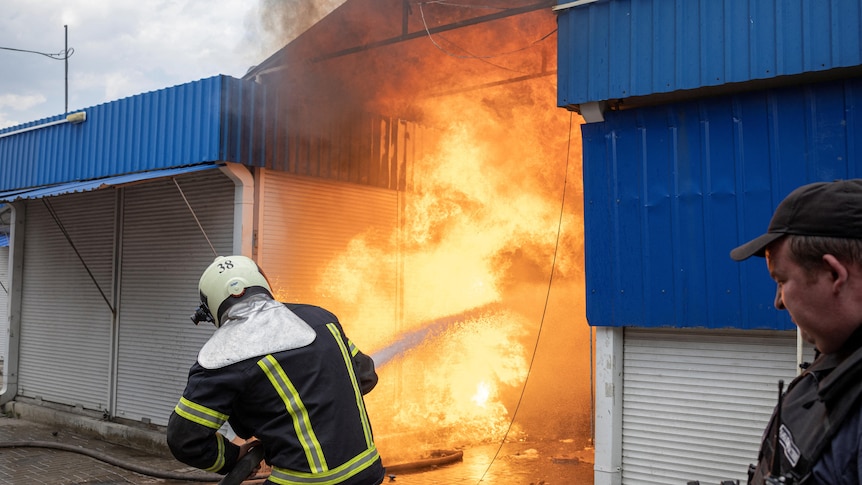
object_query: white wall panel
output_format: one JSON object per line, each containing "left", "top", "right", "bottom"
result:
{"left": 621, "top": 328, "right": 815, "bottom": 485}
{"left": 18, "top": 191, "right": 116, "bottom": 410}
{"left": 0, "top": 246, "right": 8, "bottom": 363}
{"left": 258, "top": 172, "right": 400, "bottom": 328}
{"left": 114, "top": 170, "right": 234, "bottom": 425}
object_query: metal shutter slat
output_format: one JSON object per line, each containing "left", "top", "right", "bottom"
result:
{"left": 115, "top": 170, "right": 234, "bottom": 425}
{"left": 18, "top": 191, "right": 116, "bottom": 410}
{"left": 259, "top": 172, "right": 399, "bottom": 326}
{"left": 621, "top": 328, "right": 814, "bottom": 484}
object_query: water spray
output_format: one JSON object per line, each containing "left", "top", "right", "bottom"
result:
{"left": 370, "top": 302, "right": 502, "bottom": 367}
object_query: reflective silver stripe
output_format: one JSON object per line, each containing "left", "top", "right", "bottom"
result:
{"left": 269, "top": 446, "right": 380, "bottom": 485}
{"left": 174, "top": 396, "right": 228, "bottom": 430}
{"left": 204, "top": 433, "right": 226, "bottom": 472}
{"left": 258, "top": 354, "right": 327, "bottom": 473}
{"left": 327, "top": 324, "right": 374, "bottom": 447}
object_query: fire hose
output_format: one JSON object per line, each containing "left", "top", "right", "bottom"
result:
{"left": 0, "top": 440, "right": 228, "bottom": 482}
{"left": 0, "top": 440, "right": 463, "bottom": 483}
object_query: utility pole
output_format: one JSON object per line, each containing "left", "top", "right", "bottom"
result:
{"left": 65, "top": 25, "right": 69, "bottom": 114}
{"left": 0, "top": 26, "right": 74, "bottom": 115}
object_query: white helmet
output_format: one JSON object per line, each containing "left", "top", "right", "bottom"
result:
{"left": 192, "top": 255, "right": 272, "bottom": 327}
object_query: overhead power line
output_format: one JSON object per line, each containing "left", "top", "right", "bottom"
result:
{"left": 0, "top": 45, "right": 74, "bottom": 60}
{"left": 0, "top": 25, "right": 74, "bottom": 113}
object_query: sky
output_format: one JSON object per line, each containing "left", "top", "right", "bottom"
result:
{"left": 0, "top": 1, "right": 341, "bottom": 129}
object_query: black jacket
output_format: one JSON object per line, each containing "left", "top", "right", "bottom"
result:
{"left": 749, "top": 329, "right": 862, "bottom": 484}
{"left": 167, "top": 303, "right": 384, "bottom": 485}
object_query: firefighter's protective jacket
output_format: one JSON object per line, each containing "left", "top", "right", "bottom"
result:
{"left": 167, "top": 299, "right": 384, "bottom": 485}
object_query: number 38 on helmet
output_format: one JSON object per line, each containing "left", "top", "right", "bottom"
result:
{"left": 190, "top": 255, "right": 272, "bottom": 328}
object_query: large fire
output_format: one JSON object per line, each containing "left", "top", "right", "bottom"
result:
{"left": 261, "top": 0, "right": 590, "bottom": 469}
{"left": 311, "top": 79, "right": 587, "bottom": 463}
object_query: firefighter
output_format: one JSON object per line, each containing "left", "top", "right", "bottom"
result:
{"left": 167, "top": 255, "right": 385, "bottom": 485}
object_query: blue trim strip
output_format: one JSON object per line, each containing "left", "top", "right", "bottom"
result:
{"left": 0, "top": 163, "right": 219, "bottom": 202}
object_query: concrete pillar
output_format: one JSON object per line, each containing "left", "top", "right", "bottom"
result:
{"left": 594, "top": 326, "right": 623, "bottom": 485}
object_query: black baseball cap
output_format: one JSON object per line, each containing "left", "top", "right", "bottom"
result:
{"left": 730, "top": 179, "right": 862, "bottom": 261}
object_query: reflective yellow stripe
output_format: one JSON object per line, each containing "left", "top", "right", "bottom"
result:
{"left": 269, "top": 446, "right": 380, "bottom": 485}
{"left": 348, "top": 340, "right": 359, "bottom": 357}
{"left": 174, "top": 396, "right": 228, "bottom": 430}
{"left": 326, "top": 324, "right": 373, "bottom": 447}
{"left": 258, "top": 354, "right": 327, "bottom": 473}
{"left": 204, "top": 433, "right": 226, "bottom": 472}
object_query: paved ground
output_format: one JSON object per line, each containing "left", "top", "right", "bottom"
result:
{"left": 0, "top": 415, "right": 193, "bottom": 485}
{"left": 0, "top": 414, "right": 595, "bottom": 485}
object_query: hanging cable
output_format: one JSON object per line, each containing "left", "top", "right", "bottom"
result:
{"left": 42, "top": 198, "right": 115, "bottom": 314}
{"left": 0, "top": 45, "right": 74, "bottom": 60}
{"left": 417, "top": 0, "right": 556, "bottom": 72}
{"left": 422, "top": 0, "right": 508, "bottom": 11}
{"left": 475, "top": 110, "right": 575, "bottom": 484}
{"left": 172, "top": 177, "right": 218, "bottom": 257}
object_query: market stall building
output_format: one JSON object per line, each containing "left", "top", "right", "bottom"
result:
{"left": 555, "top": 0, "right": 862, "bottom": 483}
{"left": 0, "top": 0, "right": 568, "bottom": 460}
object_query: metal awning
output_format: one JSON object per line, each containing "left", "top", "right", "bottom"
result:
{"left": 0, "top": 164, "right": 219, "bottom": 202}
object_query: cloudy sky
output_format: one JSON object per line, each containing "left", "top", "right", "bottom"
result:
{"left": 0, "top": 1, "right": 341, "bottom": 129}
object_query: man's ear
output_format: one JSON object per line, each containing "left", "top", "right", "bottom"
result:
{"left": 822, "top": 254, "right": 848, "bottom": 291}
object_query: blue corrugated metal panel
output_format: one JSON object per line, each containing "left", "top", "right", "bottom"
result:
{"left": 583, "top": 76, "right": 862, "bottom": 329}
{"left": 0, "top": 75, "right": 265, "bottom": 192}
{"left": 220, "top": 76, "right": 268, "bottom": 167}
{"left": 557, "top": 0, "right": 862, "bottom": 107}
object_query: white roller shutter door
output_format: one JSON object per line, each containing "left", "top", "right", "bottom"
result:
{"left": 621, "top": 328, "right": 814, "bottom": 484}
{"left": 115, "top": 170, "right": 234, "bottom": 425}
{"left": 18, "top": 191, "right": 116, "bottom": 411}
{"left": 258, "top": 172, "right": 400, "bottom": 326}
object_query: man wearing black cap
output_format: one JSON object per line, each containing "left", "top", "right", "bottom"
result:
{"left": 731, "top": 179, "right": 862, "bottom": 484}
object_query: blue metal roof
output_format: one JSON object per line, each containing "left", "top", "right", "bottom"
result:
{"left": 0, "top": 164, "right": 218, "bottom": 202}
{"left": 582, "top": 75, "right": 862, "bottom": 330}
{"left": 0, "top": 75, "right": 266, "bottom": 192}
{"left": 557, "top": 0, "right": 862, "bottom": 108}
{"left": 0, "top": 233, "right": 6, "bottom": 248}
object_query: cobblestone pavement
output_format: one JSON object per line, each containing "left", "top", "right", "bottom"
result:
{"left": 0, "top": 415, "right": 189, "bottom": 485}
{"left": 0, "top": 414, "right": 594, "bottom": 485}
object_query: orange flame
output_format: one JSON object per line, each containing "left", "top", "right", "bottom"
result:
{"left": 314, "top": 74, "right": 587, "bottom": 460}
{"left": 263, "top": 2, "right": 591, "bottom": 463}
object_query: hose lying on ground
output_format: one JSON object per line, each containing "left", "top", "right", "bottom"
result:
{"left": 386, "top": 450, "right": 464, "bottom": 474}
{"left": 0, "top": 440, "right": 227, "bottom": 482}
{"left": 0, "top": 440, "right": 463, "bottom": 482}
